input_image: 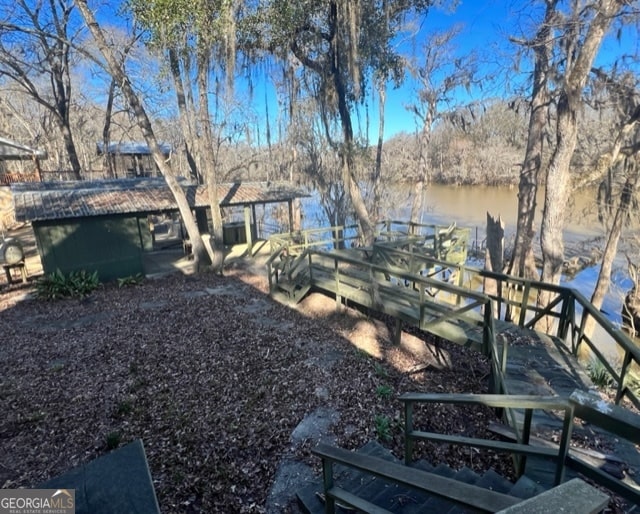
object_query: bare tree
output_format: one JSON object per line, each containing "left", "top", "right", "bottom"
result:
{"left": 578, "top": 72, "right": 640, "bottom": 349}
{"left": 406, "top": 26, "right": 476, "bottom": 225}
{"left": 128, "top": 0, "right": 244, "bottom": 273}
{"left": 0, "top": 0, "right": 85, "bottom": 178}
{"left": 75, "top": 0, "right": 212, "bottom": 270}
{"left": 253, "top": 0, "right": 434, "bottom": 246}
{"left": 508, "top": 0, "right": 557, "bottom": 279}
{"left": 539, "top": 0, "right": 629, "bottom": 302}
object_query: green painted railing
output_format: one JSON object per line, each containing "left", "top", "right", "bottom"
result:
{"left": 267, "top": 225, "right": 640, "bottom": 409}
{"left": 268, "top": 220, "right": 467, "bottom": 258}
{"left": 401, "top": 393, "right": 574, "bottom": 486}
{"left": 400, "top": 391, "right": 640, "bottom": 507}
{"left": 359, "top": 244, "right": 640, "bottom": 409}
{"left": 307, "top": 248, "right": 497, "bottom": 357}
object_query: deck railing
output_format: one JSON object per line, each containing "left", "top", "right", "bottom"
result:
{"left": 362, "top": 244, "right": 640, "bottom": 409}
{"left": 400, "top": 391, "right": 640, "bottom": 506}
{"left": 309, "top": 248, "right": 497, "bottom": 355}
{"left": 401, "top": 393, "right": 574, "bottom": 486}
{"left": 267, "top": 225, "right": 640, "bottom": 409}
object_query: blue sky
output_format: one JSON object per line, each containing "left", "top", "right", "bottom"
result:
{"left": 381, "top": 0, "right": 518, "bottom": 138}
{"left": 366, "top": 0, "right": 637, "bottom": 140}
{"left": 329, "top": 1, "right": 530, "bottom": 140}
{"left": 87, "top": 0, "right": 637, "bottom": 143}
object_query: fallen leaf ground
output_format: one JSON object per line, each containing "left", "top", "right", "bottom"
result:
{"left": 0, "top": 264, "right": 534, "bottom": 513}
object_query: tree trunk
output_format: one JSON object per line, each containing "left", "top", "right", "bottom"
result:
{"left": 102, "top": 79, "right": 116, "bottom": 178}
{"left": 329, "top": 2, "right": 375, "bottom": 246}
{"left": 56, "top": 116, "right": 82, "bottom": 180}
{"left": 538, "top": 0, "right": 624, "bottom": 326}
{"left": 168, "top": 48, "right": 201, "bottom": 184}
{"left": 372, "top": 82, "right": 385, "bottom": 223}
{"left": 484, "top": 213, "right": 504, "bottom": 319}
{"left": 509, "top": 1, "right": 555, "bottom": 280}
{"left": 196, "top": 49, "right": 225, "bottom": 273}
{"left": 76, "top": 0, "right": 211, "bottom": 270}
{"left": 410, "top": 117, "right": 432, "bottom": 228}
{"left": 583, "top": 159, "right": 639, "bottom": 359}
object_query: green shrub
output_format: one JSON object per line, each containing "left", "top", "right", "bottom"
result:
{"left": 374, "top": 414, "right": 393, "bottom": 442}
{"left": 376, "top": 384, "right": 393, "bottom": 399}
{"left": 117, "top": 274, "right": 144, "bottom": 288}
{"left": 373, "top": 361, "right": 389, "bottom": 379}
{"left": 105, "top": 431, "right": 122, "bottom": 450}
{"left": 587, "top": 358, "right": 615, "bottom": 389}
{"left": 115, "top": 400, "right": 133, "bottom": 417}
{"left": 36, "top": 269, "right": 100, "bottom": 300}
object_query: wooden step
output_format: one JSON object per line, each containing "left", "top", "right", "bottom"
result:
{"left": 475, "top": 469, "right": 515, "bottom": 495}
{"left": 311, "top": 443, "right": 521, "bottom": 512}
{"left": 508, "top": 475, "right": 548, "bottom": 500}
{"left": 297, "top": 441, "right": 561, "bottom": 514}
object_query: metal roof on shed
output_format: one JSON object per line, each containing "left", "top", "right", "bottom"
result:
{"left": 96, "top": 141, "right": 172, "bottom": 155}
{"left": 12, "top": 178, "right": 307, "bottom": 222}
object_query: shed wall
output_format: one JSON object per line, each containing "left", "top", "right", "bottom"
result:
{"left": 34, "top": 215, "right": 151, "bottom": 281}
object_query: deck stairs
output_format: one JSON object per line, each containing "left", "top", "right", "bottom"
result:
{"left": 297, "top": 441, "right": 544, "bottom": 514}
{"left": 270, "top": 251, "right": 311, "bottom": 303}
{"left": 298, "top": 441, "right": 551, "bottom": 513}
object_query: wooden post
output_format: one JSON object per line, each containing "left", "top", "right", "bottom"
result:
{"left": 287, "top": 199, "right": 294, "bottom": 233}
{"left": 484, "top": 213, "right": 504, "bottom": 318}
{"left": 244, "top": 205, "right": 253, "bottom": 254}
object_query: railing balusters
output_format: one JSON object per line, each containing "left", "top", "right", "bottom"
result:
{"left": 616, "top": 350, "right": 633, "bottom": 405}
{"left": 404, "top": 401, "right": 414, "bottom": 465}
{"left": 269, "top": 222, "right": 640, "bottom": 407}
{"left": 556, "top": 404, "right": 575, "bottom": 486}
{"left": 321, "top": 458, "right": 336, "bottom": 514}
{"left": 517, "top": 408, "right": 533, "bottom": 477}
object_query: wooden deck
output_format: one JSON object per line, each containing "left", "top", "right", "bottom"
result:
{"left": 265, "top": 230, "right": 640, "bottom": 505}
{"left": 267, "top": 241, "right": 639, "bottom": 477}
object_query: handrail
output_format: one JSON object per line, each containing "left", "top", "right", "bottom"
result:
{"left": 399, "top": 391, "right": 640, "bottom": 507}
{"left": 313, "top": 442, "right": 521, "bottom": 513}
{"left": 306, "top": 248, "right": 497, "bottom": 357}
{"left": 369, "top": 244, "right": 640, "bottom": 409}
{"left": 268, "top": 221, "right": 462, "bottom": 255}
{"left": 268, "top": 224, "right": 640, "bottom": 408}
{"left": 265, "top": 244, "right": 311, "bottom": 294}
{"left": 311, "top": 248, "right": 490, "bottom": 303}
{"left": 400, "top": 393, "right": 574, "bottom": 486}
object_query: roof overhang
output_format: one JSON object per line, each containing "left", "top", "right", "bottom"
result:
{"left": 0, "top": 136, "right": 48, "bottom": 161}
{"left": 96, "top": 141, "right": 172, "bottom": 156}
{"left": 12, "top": 178, "right": 309, "bottom": 222}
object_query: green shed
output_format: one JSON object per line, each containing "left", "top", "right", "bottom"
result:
{"left": 33, "top": 215, "right": 152, "bottom": 281}
{"left": 11, "top": 178, "right": 306, "bottom": 281}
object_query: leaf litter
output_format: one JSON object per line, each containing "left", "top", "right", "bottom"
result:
{"left": 0, "top": 265, "right": 621, "bottom": 512}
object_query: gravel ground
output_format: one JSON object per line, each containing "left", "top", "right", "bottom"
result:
{"left": 0, "top": 263, "right": 523, "bottom": 513}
